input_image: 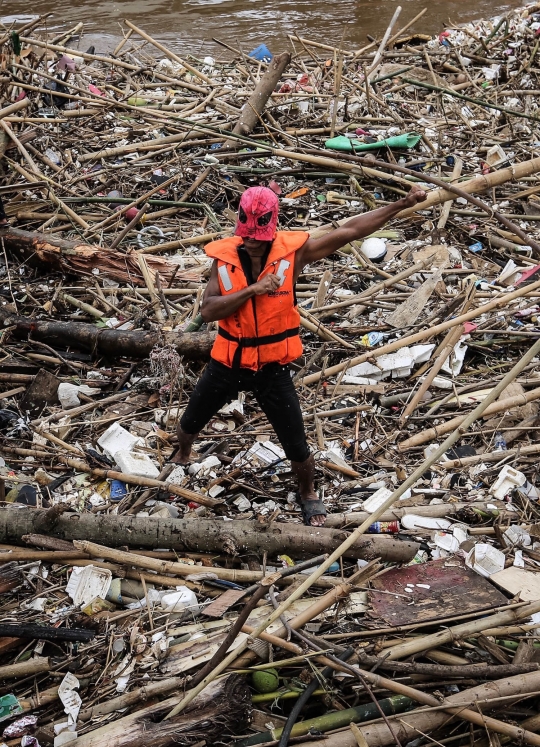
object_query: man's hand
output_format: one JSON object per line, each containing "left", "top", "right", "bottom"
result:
{"left": 253, "top": 274, "right": 280, "bottom": 296}
{"left": 401, "top": 185, "right": 427, "bottom": 208}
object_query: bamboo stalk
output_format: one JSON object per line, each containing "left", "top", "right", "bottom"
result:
{"left": 0, "top": 98, "right": 30, "bottom": 121}
{"left": 437, "top": 157, "right": 463, "bottom": 228}
{"left": 384, "top": 600, "right": 540, "bottom": 661}
{"left": 124, "top": 20, "right": 213, "bottom": 85}
{"left": 59, "top": 457, "right": 222, "bottom": 509}
{"left": 400, "top": 324, "right": 464, "bottom": 423}
{"left": 398, "top": 384, "right": 540, "bottom": 450}
{"left": 440, "top": 442, "right": 540, "bottom": 469}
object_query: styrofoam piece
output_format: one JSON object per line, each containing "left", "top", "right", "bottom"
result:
{"left": 490, "top": 465, "right": 526, "bottom": 499}
{"left": 363, "top": 487, "right": 392, "bottom": 513}
{"left": 232, "top": 440, "right": 286, "bottom": 467}
{"left": 97, "top": 422, "right": 142, "bottom": 459}
{"left": 401, "top": 514, "right": 452, "bottom": 531}
{"left": 219, "top": 394, "right": 245, "bottom": 416}
{"left": 188, "top": 454, "right": 221, "bottom": 476}
{"left": 452, "top": 523, "right": 469, "bottom": 545}
{"left": 114, "top": 450, "right": 160, "bottom": 478}
{"left": 441, "top": 336, "right": 469, "bottom": 376}
{"left": 66, "top": 565, "right": 112, "bottom": 606}
{"left": 503, "top": 524, "right": 531, "bottom": 548}
{"left": 57, "top": 383, "right": 98, "bottom": 409}
{"left": 167, "top": 465, "right": 186, "bottom": 485}
{"left": 233, "top": 494, "right": 251, "bottom": 511}
{"left": 347, "top": 345, "right": 435, "bottom": 381}
{"left": 160, "top": 586, "right": 199, "bottom": 613}
{"left": 432, "top": 531, "right": 460, "bottom": 553}
{"left": 465, "top": 543, "right": 505, "bottom": 578}
{"left": 431, "top": 376, "right": 454, "bottom": 390}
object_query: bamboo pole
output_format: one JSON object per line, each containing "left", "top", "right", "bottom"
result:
{"left": 163, "top": 337, "right": 540, "bottom": 718}
{"left": 0, "top": 98, "right": 30, "bottom": 120}
{"left": 440, "top": 442, "right": 540, "bottom": 469}
{"left": 299, "top": 277, "right": 540, "bottom": 385}
{"left": 366, "top": 5, "right": 402, "bottom": 78}
{"left": 58, "top": 457, "right": 222, "bottom": 509}
{"left": 384, "top": 600, "right": 540, "bottom": 660}
{"left": 309, "top": 257, "right": 434, "bottom": 315}
{"left": 395, "top": 155, "right": 540, "bottom": 218}
{"left": 400, "top": 324, "right": 464, "bottom": 423}
{"left": 124, "top": 21, "right": 213, "bottom": 84}
{"left": 398, "top": 385, "right": 540, "bottom": 450}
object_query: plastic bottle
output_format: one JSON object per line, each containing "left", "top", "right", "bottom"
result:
{"left": 494, "top": 432, "right": 507, "bottom": 451}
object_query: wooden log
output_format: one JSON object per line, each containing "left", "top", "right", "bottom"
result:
{"left": 0, "top": 226, "right": 203, "bottom": 286}
{"left": 0, "top": 656, "right": 50, "bottom": 680}
{"left": 356, "top": 653, "right": 540, "bottom": 678}
{"left": 0, "top": 623, "right": 94, "bottom": 642}
{"left": 0, "top": 508, "right": 419, "bottom": 563}
{"left": 228, "top": 52, "right": 291, "bottom": 142}
{"left": 68, "top": 674, "right": 249, "bottom": 747}
{"left": 0, "top": 309, "right": 214, "bottom": 360}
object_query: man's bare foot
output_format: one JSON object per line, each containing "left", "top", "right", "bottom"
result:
{"left": 291, "top": 455, "right": 326, "bottom": 526}
{"left": 171, "top": 425, "right": 198, "bottom": 465}
{"left": 0, "top": 220, "right": 8, "bottom": 228}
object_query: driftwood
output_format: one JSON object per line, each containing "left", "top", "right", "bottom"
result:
{"left": 68, "top": 674, "right": 250, "bottom": 747}
{"left": 0, "top": 308, "right": 214, "bottom": 360}
{"left": 228, "top": 52, "right": 291, "bottom": 142}
{"left": 0, "top": 227, "right": 205, "bottom": 286}
{"left": 0, "top": 508, "right": 419, "bottom": 562}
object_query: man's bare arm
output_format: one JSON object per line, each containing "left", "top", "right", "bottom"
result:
{"left": 200, "top": 260, "right": 281, "bottom": 322}
{"left": 294, "top": 187, "right": 427, "bottom": 275}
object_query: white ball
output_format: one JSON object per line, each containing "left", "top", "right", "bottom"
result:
{"left": 360, "top": 237, "right": 387, "bottom": 260}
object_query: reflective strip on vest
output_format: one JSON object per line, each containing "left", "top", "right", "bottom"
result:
{"left": 275, "top": 258, "right": 291, "bottom": 288}
{"left": 218, "top": 265, "right": 233, "bottom": 291}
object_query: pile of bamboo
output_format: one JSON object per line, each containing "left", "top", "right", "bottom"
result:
{"left": 3, "top": 4, "right": 540, "bottom": 746}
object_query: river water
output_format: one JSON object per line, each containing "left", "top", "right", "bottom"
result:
{"left": 0, "top": 0, "right": 530, "bottom": 57}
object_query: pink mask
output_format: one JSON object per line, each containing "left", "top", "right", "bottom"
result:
{"left": 235, "top": 186, "right": 279, "bottom": 241}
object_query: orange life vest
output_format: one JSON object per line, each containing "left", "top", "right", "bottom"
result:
{"left": 204, "top": 231, "right": 309, "bottom": 370}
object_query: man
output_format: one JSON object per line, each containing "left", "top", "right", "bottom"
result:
{"left": 173, "top": 184, "right": 427, "bottom": 526}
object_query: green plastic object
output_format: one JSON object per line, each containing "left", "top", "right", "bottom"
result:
{"left": 0, "top": 694, "right": 23, "bottom": 722}
{"left": 325, "top": 133, "right": 421, "bottom": 152}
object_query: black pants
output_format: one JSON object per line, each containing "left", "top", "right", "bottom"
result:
{"left": 180, "top": 359, "right": 310, "bottom": 463}
{"left": 0, "top": 196, "right": 6, "bottom": 222}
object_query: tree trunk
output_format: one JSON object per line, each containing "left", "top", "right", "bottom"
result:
{"left": 227, "top": 52, "right": 291, "bottom": 143}
{"left": 0, "top": 226, "right": 204, "bottom": 286}
{"left": 68, "top": 674, "right": 250, "bottom": 747}
{"left": 0, "top": 508, "right": 419, "bottom": 563}
{"left": 0, "top": 308, "right": 214, "bottom": 359}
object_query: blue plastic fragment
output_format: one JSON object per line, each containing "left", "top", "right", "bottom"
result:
{"left": 248, "top": 44, "right": 273, "bottom": 62}
{"left": 110, "top": 479, "right": 128, "bottom": 501}
{"left": 469, "top": 241, "right": 484, "bottom": 253}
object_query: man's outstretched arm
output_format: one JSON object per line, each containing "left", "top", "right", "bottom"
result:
{"left": 295, "top": 186, "right": 427, "bottom": 271}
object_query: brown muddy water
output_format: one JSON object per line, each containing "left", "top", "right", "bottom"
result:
{"left": 0, "top": 0, "right": 531, "bottom": 57}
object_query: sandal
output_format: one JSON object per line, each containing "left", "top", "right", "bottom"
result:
{"left": 297, "top": 495, "right": 327, "bottom": 526}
